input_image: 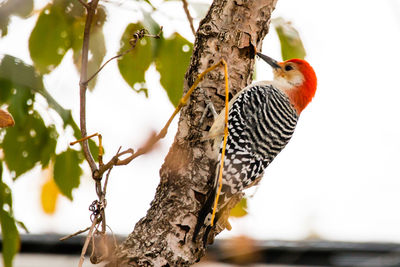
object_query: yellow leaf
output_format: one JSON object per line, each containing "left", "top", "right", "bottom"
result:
{"left": 41, "top": 176, "right": 60, "bottom": 215}
{"left": 230, "top": 197, "right": 248, "bottom": 218}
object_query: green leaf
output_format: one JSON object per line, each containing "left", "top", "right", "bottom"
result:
{"left": 118, "top": 23, "right": 153, "bottom": 93}
{"left": 0, "top": 163, "right": 20, "bottom": 267}
{"left": 0, "top": 56, "right": 58, "bottom": 177}
{"left": 0, "top": 79, "right": 13, "bottom": 102}
{"left": 9, "top": 0, "right": 33, "bottom": 18}
{"left": 0, "top": 0, "right": 34, "bottom": 37}
{"left": 273, "top": 17, "right": 306, "bottom": 60}
{"left": 2, "top": 110, "right": 58, "bottom": 178}
{"left": 29, "top": 3, "right": 71, "bottom": 73}
{"left": 15, "top": 220, "right": 29, "bottom": 234}
{"left": 230, "top": 197, "right": 248, "bottom": 218}
{"left": 0, "top": 210, "right": 19, "bottom": 267}
{"left": 6, "top": 84, "right": 34, "bottom": 125}
{"left": 0, "top": 55, "right": 94, "bottom": 182}
{"left": 0, "top": 55, "right": 45, "bottom": 94}
{"left": 0, "top": 55, "right": 72, "bottom": 126}
{"left": 53, "top": 149, "right": 82, "bottom": 200}
{"left": 155, "top": 33, "right": 192, "bottom": 106}
{"left": 0, "top": 163, "right": 11, "bottom": 206}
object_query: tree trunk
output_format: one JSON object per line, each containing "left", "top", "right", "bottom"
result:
{"left": 107, "top": 0, "right": 278, "bottom": 266}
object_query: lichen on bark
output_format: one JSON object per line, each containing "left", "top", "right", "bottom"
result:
{"left": 107, "top": 0, "right": 278, "bottom": 266}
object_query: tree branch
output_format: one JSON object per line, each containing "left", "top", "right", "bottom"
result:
{"left": 78, "top": 217, "right": 100, "bottom": 267}
{"left": 79, "top": 0, "right": 100, "bottom": 173}
{"left": 182, "top": 0, "right": 196, "bottom": 36}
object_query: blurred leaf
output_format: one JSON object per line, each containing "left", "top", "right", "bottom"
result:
{"left": 0, "top": 163, "right": 12, "bottom": 207}
{"left": 155, "top": 33, "right": 192, "bottom": 106}
{"left": 29, "top": 3, "right": 71, "bottom": 73}
{"left": 0, "top": 78, "right": 13, "bottom": 102}
{"left": 0, "top": 55, "right": 72, "bottom": 125}
{"left": 15, "top": 220, "right": 29, "bottom": 233}
{"left": 0, "top": 163, "right": 20, "bottom": 267}
{"left": 71, "top": 18, "right": 85, "bottom": 67}
{"left": 41, "top": 175, "right": 60, "bottom": 215}
{"left": 118, "top": 23, "right": 153, "bottom": 94}
{"left": 0, "top": 56, "right": 60, "bottom": 177}
{"left": 273, "top": 17, "right": 306, "bottom": 60}
{"left": 0, "top": 210, "right": 19, "bottom": 267}
{"left": 2, "top": 110, "right": 58, "bottom": 178}
{"left": 230, "top": 197, "right": 248, "bottom": 218}
{"left": 0, "top": 109, "right": 14, "bottom": 128}
{"left": 0, "top": 55, "right": 45, "bottom": 93}
{"left": 0, "top": 55, "right": 95, "bottom": 174}
{"left": 54, "top": 149, "right": 82, "bottom": 200}
{"left": 0, "top": 0, "right": 34, "bottom": 37}
{"left": 2, "top": 82, "right": 33, "bottom": 130}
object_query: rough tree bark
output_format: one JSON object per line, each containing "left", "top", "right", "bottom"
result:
{"left": 107, "top": 0, "right": 278, "bottom": 266}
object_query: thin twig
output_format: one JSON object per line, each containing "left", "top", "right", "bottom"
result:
{"left": 70, "top": 132, "right": 99, "bottom": 146}
{"left": 182, "top": 0, "right": 196, "bottom": 36}
{"left": 103, "top": 157, "right": 115, "bottom": 196}
{"left": 60, "top": 226, "right": 91, "bottom": 241}
{"left": 84, "top": 48, "right": 134, "bottom": 86}
{"left": 83, "top": 27, "right": 163, "bottom": 86}
{"left": 96, "top": 148, "right": 134, "bottom": 178}
{"left": 79, "top": 0, "right": 100, "bottom": 173}
{"left": 78, "top": 217, "right": 99, "bottom": 267}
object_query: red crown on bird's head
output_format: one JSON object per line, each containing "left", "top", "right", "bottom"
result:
{"left": 283, "top": 58, "right": 317, "bottom": 114}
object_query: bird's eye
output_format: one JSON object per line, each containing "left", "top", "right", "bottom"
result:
{"left": 284, "top": 65, "right": 294, "bottom": 71}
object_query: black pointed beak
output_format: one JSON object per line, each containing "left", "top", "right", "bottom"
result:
{"left": 256, "top": 52, "right": 281, "bottom": 69}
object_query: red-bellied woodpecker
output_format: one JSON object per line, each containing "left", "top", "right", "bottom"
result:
{"left": 193, "top": 52, "right": 317, "bottom": 244}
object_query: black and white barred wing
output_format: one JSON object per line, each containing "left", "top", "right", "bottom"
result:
{"left": 217, "top": 84, "right": 298, "bottom": 208}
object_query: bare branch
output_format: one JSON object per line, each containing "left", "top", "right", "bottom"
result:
{"left": 182, "top": 0, "right": 196, "bottom": 36}
{"left": 83, "top": 50, "right": 132, "bottom": 86}
{"left": 79, "top": 0, "right": 100, "bottom": 173}
{"left": 103, "top": 159, "right": 114, "bottom": 196}
{"left": 78, "top": 217, "right": 100, "bottom": 267}
{"left": 95, "top": 148, "right": 134, "bottom": 178}
{"left": 75, "top": 25, "right": 163, "bottom": 179}
{"left": 59, "top": 226, "right": 91, "bottom": 241}
{"left": 70, "top": 132, "right": 99, "bottom": 146}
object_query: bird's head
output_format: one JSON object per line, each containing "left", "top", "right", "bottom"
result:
{"left": 257, "top": 52, "right": 317, "bottom": 114}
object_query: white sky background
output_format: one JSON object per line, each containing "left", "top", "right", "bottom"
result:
{"left": 1, "top": 0, "right": 400, "bottom": 243}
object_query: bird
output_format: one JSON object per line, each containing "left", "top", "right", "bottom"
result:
{"left": 192, "top": 52, "right": 317, "bottom": 245}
